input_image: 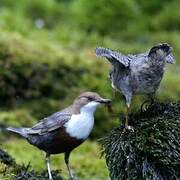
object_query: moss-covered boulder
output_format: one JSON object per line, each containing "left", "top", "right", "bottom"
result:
{"left": 0, "top": 148, "right": 63, "bottom": 180}
{"left": 102, "top": 102, "right": 180, "bottom": 180}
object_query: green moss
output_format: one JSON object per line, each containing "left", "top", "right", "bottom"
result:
{"left": 0, "top": 148, "right": 63, "bottom": 180}
{"left": 101, "top": 102, "right": 180, "bottom": 180}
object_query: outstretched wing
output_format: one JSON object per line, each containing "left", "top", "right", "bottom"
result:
{"left": 95, "top": 47, "right": 130, "bottom": 67}
{"left": 28, "top": 111, "right": 71, "bottom": 135}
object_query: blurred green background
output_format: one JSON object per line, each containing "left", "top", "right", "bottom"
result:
{"left": 0, "top": 0, "right": 180, "bottom": 179}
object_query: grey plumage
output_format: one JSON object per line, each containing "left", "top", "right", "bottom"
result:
{"left": 29, "top": 112, "right": 71, "bottom": 135}
{"left": 96, "top": 43, "right": 175, "bottom": 130}
{"left": 6, "top": 127, "right": 30, "bottom": 138}
{"left": 96, "top": 43, "right": 175, "bottom": 107}
{"left": 7, "top": 111, "right": 71, "bottom": 136}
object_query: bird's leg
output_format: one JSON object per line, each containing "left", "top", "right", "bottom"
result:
{"left": 125, "top": 105, "right": 130, "bottom": 128}
{"left": 45, "top": 154, "right": 53, "bottom": 180}
{"left": 64, "top": 151, "right": 74, "bottom": 180}
{"left": 122, "top": 104, "right": 134, "bottom": 133}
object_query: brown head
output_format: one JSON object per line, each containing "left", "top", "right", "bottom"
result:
{"left": 72, "top": 92, "right": 111, "bottom": 114}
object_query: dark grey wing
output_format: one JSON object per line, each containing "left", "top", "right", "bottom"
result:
{"left": 95, "top": 47, "right": 130, "bottom": 67}
{"left": 28, "top": 112, "right": 71, "bottom": 135}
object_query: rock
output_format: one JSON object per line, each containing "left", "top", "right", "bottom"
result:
{"left": 101, "top": 102, "right": 180, "bottom": 180}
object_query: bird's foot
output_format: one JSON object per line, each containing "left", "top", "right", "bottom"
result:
{"left": 122, "top": 125, "right": 134, "bottom": 133}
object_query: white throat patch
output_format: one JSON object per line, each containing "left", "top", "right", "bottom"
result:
{"left": 65, "top": 101, "right": 100, "bottom": 140}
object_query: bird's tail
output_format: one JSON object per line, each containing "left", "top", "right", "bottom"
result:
{"left": 6, "top": 127, "right": 28, "bottom": 138}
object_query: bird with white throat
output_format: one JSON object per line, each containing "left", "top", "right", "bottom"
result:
{"left": 6, "top": 92, "right": 111, "bottom": 180}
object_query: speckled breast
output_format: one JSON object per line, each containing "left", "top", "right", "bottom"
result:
{"left": 131, "top": 64, "right": 165, "bottom": 95}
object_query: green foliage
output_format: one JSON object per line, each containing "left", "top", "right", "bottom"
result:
{"left": 137, "top": 0, "right": 170, "bottom": 14}
{"left": 0, "top": 33, "right": 86, "bottom": 104}
{"left": 71, "top": 0, "right": 140, "bottom": 35}
{"left": 101, "top": 102, "right": 180, "bottom": 179}
{"left": 153, "top": 1, "right": 180, "bottom": 31}
{"left": 22, "top": 0, "right": 67, "bottom": 29}
{"left": 1, "top": 0, "right": 180, "bottom": 38}
{"left": 0, "top": 0, "right": 67, "bottom": 31}
{"left": 0, "top": 109, "right": 35, "bottom": 127}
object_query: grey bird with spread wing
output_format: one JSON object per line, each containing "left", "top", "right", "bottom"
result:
{"left": 95, "top": 43, "right": 175, "bottom": 131}
{"left": 7, "top": 92, "right": 111, "bottom": 180}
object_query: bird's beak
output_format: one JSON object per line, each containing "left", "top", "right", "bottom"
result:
{"left": 96, "top": 98, "right": 113, "bottom": 113}
{"left": 165, "top": 53, "right": 175, "bottom": 64}
{"left": 96, "top": 98, "right": 112, "bottom": 104}
{"left": 96, "top": 98, "right": 112, "bottom": 112}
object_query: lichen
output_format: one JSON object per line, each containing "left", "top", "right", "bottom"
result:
{"left": 101, "top": 102, "right": 180, "bottom": 180}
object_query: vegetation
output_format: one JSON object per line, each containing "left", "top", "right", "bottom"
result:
{"left": 0, "top": 0, "right": 180, "bottom": 179}
{"left": 102, "top": 102, "right": 180, "bottom": 179}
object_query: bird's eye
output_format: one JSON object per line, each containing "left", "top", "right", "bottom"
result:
{"left": 87, "top": 97, "right": 94, "bottom": 101}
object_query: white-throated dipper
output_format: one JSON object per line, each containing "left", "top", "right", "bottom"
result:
{"left": 7, "top": 92, "right": 111, "bottom": 180}
{"left": 95, "top": 43, "right": 175, "bottom": 131}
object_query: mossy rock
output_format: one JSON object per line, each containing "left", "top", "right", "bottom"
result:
{"left": 102, "top": 102, "right": 180, "bottom": 180}
{"left": 0, "top": 148, "right": 63, "bottom": 180}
